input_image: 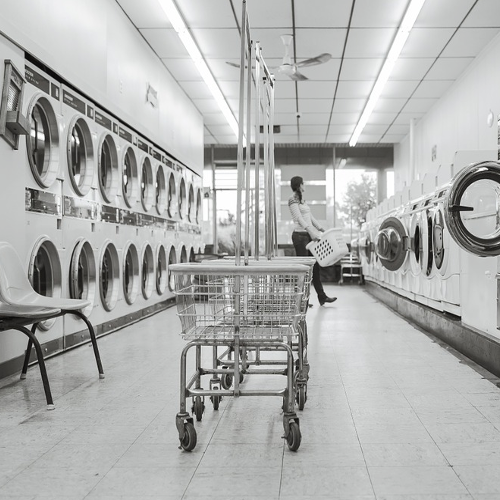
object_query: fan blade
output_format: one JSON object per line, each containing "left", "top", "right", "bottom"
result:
{"left": 278, "top": 64, "right": 308, "bottom": 81}
{"left": 296, "top": 53, "right": 332, "bottom": 68}
{"left": 288, "top": 71, "right": 308, "bottom": 81}
{"left": 226, "top": 61, "right": 241, "bottom": 68}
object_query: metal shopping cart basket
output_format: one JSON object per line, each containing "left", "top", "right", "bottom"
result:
{"left": 171, "top": 262, "right": 309, "bottom": 452}
{"left": 204, "top": 256, "right": 315, "bottom": 410}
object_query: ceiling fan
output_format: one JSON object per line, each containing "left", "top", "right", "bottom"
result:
{"left": 226, "top": 34, "right": 332, "bottom": 81}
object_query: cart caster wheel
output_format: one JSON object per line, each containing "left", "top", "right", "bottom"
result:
{"left": 220, "top": 368, "right": 232, "bottom": 389}
{"left": 192, "top": 396, "right": 205, "bottom": 421}
{"left": 210, "top": 395, "right": 221, "bottom": 410}
{"left": 180, "top": 422, "right": 197, "bottom": 452}
{"left": 286, "top": 422, "right": 301, "bottom": 452}
{"left": 296, "top": 386, "right": 307, "bottom": 410}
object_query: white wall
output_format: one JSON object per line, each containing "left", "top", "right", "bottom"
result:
{"left": 0, "top": 0, "right": 204, "bottom": 174}
{"left": 394, "top": 32, "right": 500, "bottom": 190}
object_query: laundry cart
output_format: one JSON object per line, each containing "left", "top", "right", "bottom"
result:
{"left": 171, "top": 262, "right": 310, "bottom": 452}
{"left": 205, "top": 256, "right": 315, "bottom": 410}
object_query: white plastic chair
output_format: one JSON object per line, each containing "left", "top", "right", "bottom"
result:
{"left": 0, "top": 241, "right": 104, "bottom": 399}
{"left": 0, "top": 302, "right": 61, "bottom": 409}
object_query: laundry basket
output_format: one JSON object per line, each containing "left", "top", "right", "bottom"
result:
{"left": 306, "top": 228, "right": 349, "bottom": 267}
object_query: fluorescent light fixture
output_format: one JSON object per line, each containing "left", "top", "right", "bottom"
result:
{"left": 349, "top": 0, "right": 426, "bottom": 147}
{"left": 158, "top": 0, "right": 239, "bottom": 138}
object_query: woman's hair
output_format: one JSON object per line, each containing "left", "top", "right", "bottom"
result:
{"left": 290, "top": 176, "right": 303, "bottom": 202}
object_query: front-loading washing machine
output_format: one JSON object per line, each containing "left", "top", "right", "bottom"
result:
{"left": 443, "top": 160, "right": 500, "bottom": 335}
{"left": 23, "top": 64, "right": 66, "bottom": 356}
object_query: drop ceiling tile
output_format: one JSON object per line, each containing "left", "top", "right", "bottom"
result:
{"left": 384, "top": 124, "right": 411, "bottom": 135}
{"left": 373, "top": 98, "right": 409, "bottom": 113}
{"left": 217, "top": 81, "right": 241, "bottom": 100}
{"left": 246, "top": 0, "right": 293, "bottom": 28}
{"left": 295, "top": 59, "right": 340, "bottom": 81}
{"left": 424, "top": 57, "right": 474, "bottom": 80}
{"left": 333, "top": 99, "right": 366, "bottom": 113}
{"left": 327, "top": 133, "right": 352, "bottom": 143}
{"left": 402, "top": 98, "right": 439, "bottom": 113}
{"left": 391, "top": 58, "right": 435, "bottom": 80}
{"left": 380, "top": 134, "right": 406, "bottom": 143}
{"left": 190, "top": 28, "right": 241, "bottom": 59}
{"left": 297, "top": 125, "right": 329, "bottom": 135}
{"left": 295, "top": 28, "right": 348, "bottom": 59}
{"left": 161, "top": 58, "right": 201, "bottom": 81}
{"left": 328, "top": 124, "right": 356, "bottom": 135}
{"left": 274, "top": 113, "right": 300, "bottom": 125}
{"left": 174, "top": 0, "right": 236, "bottom": 28}
{"left": 295, "top": 0, "right": 353, "bottom": 27}
{"left": 369, "top": 112, "right": 399, "bottom": 125}
{"left": 274, "top": 99, "right": 298, "bottom": 114}
{"left": 191, "top": 99, "right": 222, "bottom": 113}
{"left": 441, "top": 27, "right": 500, "bottom": 57}
{"left": 336, "top": 80, "right": 375, "bottom": 99}
{"left": 393, "top": 112, "right": 425, "bottom": 125}
{"left": 116, "top": 0, "right": 170, "bottom": 29}
{"left": 402, "top": 28, "right": 456, "bottom": 57}
{"left": 416, "top": 0, "right": 478, "bottom": 28}
{"left": 206, "top": 124, "right": 236, "bottom": 136}
{"left": 412, "top": 80, "right": 454, "bottom": 99}
{"left": 352, "top": 0, "right": 408, "bottom": 28}
{"left": 381, "top": 80, "right": 420, "bottom": 99}
{"left": 341, "top": 58, "right": 384, "bottom": 80}
{"left": 298, "top": 113, "right": 335, "bottom": 125}
{"left": 203, "top": 113, "right": 229, "bottom": 125}
{"left": 363, "top": 124, "right": 390, "bottom": 135}
{"left": 140, "top": 28, "right": 185, "bottom": 58}
{"left": 298, "top": 81, "right": 335, "bottom": 99}
{"left": 272, "top": 80, "right": 298, "bottom": 99}
{"left": 299, "top": 99, "right": 335, "bottom": 113}
{"left": 344, "top": 28, "right": 395, "bottom": 58}
{"left": 460, "top": 0, "right": 500, "bottom": 28}
{"left": 205, "top": 59, "right": 241, "bottom": 81}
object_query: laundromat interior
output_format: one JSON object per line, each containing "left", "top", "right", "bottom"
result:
{"left": 2, "top": 0, "right": 500, "bottom": 498}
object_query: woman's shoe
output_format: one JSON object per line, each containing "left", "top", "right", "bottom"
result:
{"left": 319, "top": 296, "right": 337, "bottom": 306}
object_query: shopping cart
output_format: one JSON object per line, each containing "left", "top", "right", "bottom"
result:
{"left": 171, "top": 262, "right": 310, "bottom": 452}
{"left": 201, "top": 256, "right": 315, "bottom": 410}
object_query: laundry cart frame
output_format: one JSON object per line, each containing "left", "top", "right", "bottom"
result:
{"left": 171, "top": 262, "right": 310, "bottom": 452}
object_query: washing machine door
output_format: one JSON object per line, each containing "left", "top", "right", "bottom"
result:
{"left": 423, "top": 207, "right": 435, "bottom": 277}
{"left": 433, "top": 207, "right": 449, "bottom": 276}
{"left": 409, "top": 211, "right": 424, "bottom": 276}
{"left": 375, "top": 217, "right": 408, "bottom": 271}
{"left": 444, "top": 161, "right": 500, "bottom": 256}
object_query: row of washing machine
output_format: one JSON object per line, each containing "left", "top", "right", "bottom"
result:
{"left": 355, "top": 152, "right": 500, "bottom": 338}
{"left": 1, "top": 58, "right": 204, "bottom": 364}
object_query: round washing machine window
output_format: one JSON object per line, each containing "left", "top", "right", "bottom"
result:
{"left": 178, "top": 178, "right": 187, "bottom": 220}
{"left": 189, "top": 247, "right": 196, "bottom": 262}
{"left": 180, "top": 245, "right": 188, "bottom": 263}
{"left": 141, "top": 244, "right": 154, "bottom": 299}
{"left": 168, "top": 246, "right": 177, "bottom": 292}
{"left": 122, "top": 147, "right": 138, "bottom": 208}
{"left": 69, "top": 239, "right": 96, "bottom": 316}
{"left": 99, "top": 242, "right": 119, "bottom": 311}
{"left": 27, "top": 96, "right": 60, "bottom": 189}
{"left": 67, "top": 117, "right": 94, "bottom": 196}
{"left": 424, "top": 209, "right": 434, "bottom": 277}
{"left": 433, "top": 209, "right": 447, "bottom": 273}
{"left": 123, "top": 242, "right": 139, "bottom": 305}
{"left": 167, "top": 173, "right": 177, "bottom": 218}
{"left": 98, "top": 134, "right": 119, "bottom": 203}
{"left": 409, "top": 212, "right": 423, "bottom": 275}
{"left": 140, "top": 157, "right": 154, "bottom": 211}
{"left": 28, "top": 237, "right": 62, "bottom": 331}
{"left": 155, "top": 164, "right": 167, "bottom": 215}
{"left": 187, "top": 184, "right": 194, "bottom": 223}
{"left": 375, "top": 217, "right": 408, "bottom": 272}
{"left": 444, "top": 161, "right": 500, "bottom": 256}
{"left": 195, "top": 188, "right": 202, "bottom": 224}
{"left": 156, "top": 244, "right": 168, "bottom": 295}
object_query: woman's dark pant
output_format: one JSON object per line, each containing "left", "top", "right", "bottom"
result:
{"left": 291, "top": 231, "right": 326, "bottom": 301}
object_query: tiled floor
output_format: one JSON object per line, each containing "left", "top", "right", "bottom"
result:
{"left": 1, "top": 284, "right": 500, "bottom": 499}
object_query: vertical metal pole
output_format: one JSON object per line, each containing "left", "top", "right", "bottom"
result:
{"left": 211, "top": 146, "right": 218, "bottom": 253}
{"left": 244, "top": 39, "right": 253, "bottom": 264}
{"left": 269, "top": 77, "right": 277, "bottom": 257}
{"left": 254, "top": 44, "right": 262, "bottom": 260}
{"left": 235, "top": 0, "right": 248, "bottom": 266}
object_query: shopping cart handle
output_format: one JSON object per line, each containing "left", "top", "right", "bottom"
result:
{"left": 169, "top": 263, "right": 310, "bottom": 275}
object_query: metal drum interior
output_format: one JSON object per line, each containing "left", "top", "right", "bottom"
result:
{"left": 99, "top": 241, "right": 119, "bottom": 311}
{"left": 98, "top": 134, "right": 119, "bottom": 203}
{"left": 67, "top": 116, "right": 94, "bottom": 196}
{"left": 69, "top": 238, "right": 96, "bottom": 316}
{"left": 141, "top": 243, "right": 154, "bottom": 299}
{"left": 27, "top": 96, "right": 60, "bottom": 188}
{"left": 178, "top": 177, "right": 187, "bottom": 220}
{"left": 123, "top": 242, "right": 139, "bottom": 305}
{"left": 156, "top": 244, "right": 168, "bottom": 295}
{"left": 141, "top": 157, "right": 154, "bottom": 211}
{"left": 168, "top": 246, "right": 177, "bottom": 292}
{"left": 155, "top": 163, "right": 167, "bottom": 215}
{"left": 122, "top": 146, "right": 138, "bottom": 208}
{"left": 28, "top": 237, "right": 62, "bottom": 330}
